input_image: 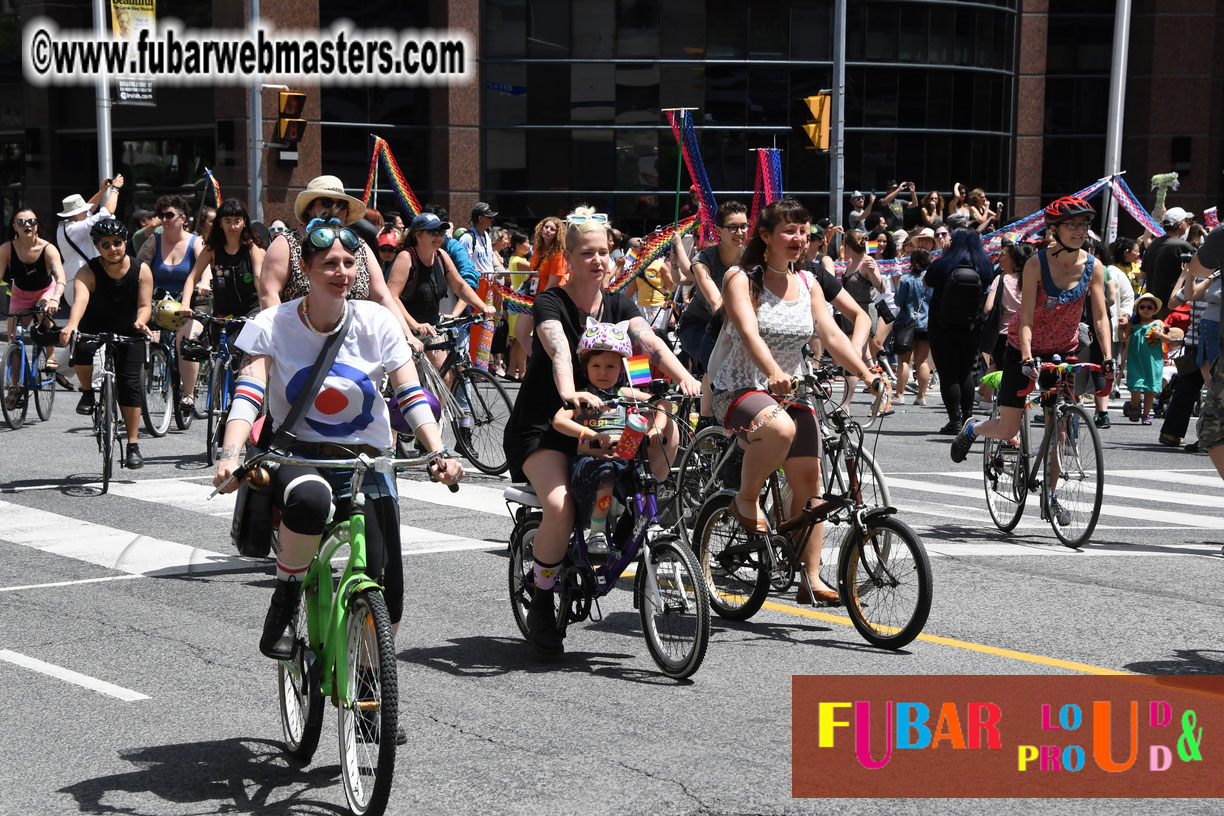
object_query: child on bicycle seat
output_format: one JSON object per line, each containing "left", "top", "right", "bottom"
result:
{"left": 552, "top": 323, "right": 675, "bottom": 560}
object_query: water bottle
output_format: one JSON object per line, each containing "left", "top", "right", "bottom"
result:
{"left": 615, "top": 413, "right": 649, "bottom": 460}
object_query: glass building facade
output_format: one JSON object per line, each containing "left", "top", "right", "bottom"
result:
{"left": 481, "top": 0, "right": 1018, "bottom": 232}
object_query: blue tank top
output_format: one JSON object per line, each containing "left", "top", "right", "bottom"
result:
{"left": 151, "top": 233, "right": 197, "bottom": 293}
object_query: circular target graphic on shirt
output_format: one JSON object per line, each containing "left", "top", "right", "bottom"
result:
{"left": 284, "top": 362, "right": 377, "bottom": 437}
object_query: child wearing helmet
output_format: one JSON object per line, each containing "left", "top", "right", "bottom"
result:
{"left": 551, "top": 322, "right": 677, "bottom": 560}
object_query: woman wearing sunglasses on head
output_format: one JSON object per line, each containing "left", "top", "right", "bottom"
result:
{"left": 1, "top": 209, "right": 67, "bottom": 379}
{"left": 214, "top": 217, "right": 464, "bottom": 672}
{"left": 257, "top": 176, "right": 421, "bottom": 352}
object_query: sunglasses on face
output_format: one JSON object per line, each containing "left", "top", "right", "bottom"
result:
{"left": 935, "top": 231, "right": 950, "bottom": 237}
{"left": 15, "top": 217, "right": 37, "bottom": 227}
{"left": 269, "top": 226, "right": 292, "bottom": 236}
{"left": 159, "top": 211, "right": 180, "bottom": 221}
{"left": 303, "top": 218, "right": 360, "bottom": 253}
{"left": 311, "top": 197, "right": 347, "bottom": 211}
{"left": 566, "top": 213, "right": 608, "bottom": 225}
{"left": 1137, "top": 303, "right": 1156, "bottom": 310}
{"left": 98, "top": 239, "right": 126, "bottom": 250}
{"left": 721, "top": 223, "right": 750, "bottom": 233}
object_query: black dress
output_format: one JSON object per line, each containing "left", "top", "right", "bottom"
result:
{"left": 503, "top": 287, "right": 639, "bottom": 481}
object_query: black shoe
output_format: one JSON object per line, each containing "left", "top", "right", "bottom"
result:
{"left": 396, "top": 726, "right": 408, "bottom": 746}
{"left": 1184, "top": 440, "right": 1203, "bottom": 453}
{"left": 939, "top": 420, "right": 961, "bottom": 435}
{"left": 525, "top": 587, "right": 564, "bottom": 655}
{"left": 76, "top": 390, "right": 96, "bottom": 415}
{"left": 1159, "top": 433, "right": 1181, "bottom": 447}
{"left": 260, "top": 579, "right": 302, "bottom": 660}
{"left": 125, "top": 444, "right": 144, "bottom": 470}
{"left": 950, "top": 418, "right": 977, "bottom": 463}
{"left": 694, "top": 414, "right": 718, "bottom": 433}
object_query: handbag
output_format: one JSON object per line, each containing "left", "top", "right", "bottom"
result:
{"left": 230, "top": 307, "right": 354, "bottom": 557}
{"left": 892, "top": 321, "right": 916, "bottom": 352}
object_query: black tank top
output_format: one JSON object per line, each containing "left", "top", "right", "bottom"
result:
{"left": 211, "top": 244, "right": 259, "bottom": 317}
{"left": 398, "top": 247, "right": 447, "bottom": 325}
{"left": 4, "top": 244, "right": 52, "bottom": 292}
{"left": 82, "top": 257, "right": 141, "bottom": 336}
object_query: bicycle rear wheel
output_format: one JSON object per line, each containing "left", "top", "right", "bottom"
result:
{"left": 2, "top": 343, "right": 28, "bottom": 429}
{"left": 141, "top": 345, "right": 172, "bottom": 437}
{"left": 838, "top": 516, "right": 932, "bottom": 650}
{"left": 205, "top": 366, "right": 227, "bottom": 466}
{"left": 691, "top": 492, "right": 770, "bottom": 621}
{"left": 983, "top": 402, "right": 1029, "bottom": 532}
{"left": 338, "top": 588, "right": 397, "bottom": 816}
{"left": 1046, "top": 405, "right": 1104, "bottom": 549}
{"left": 100, "top": 378, "right": 116, "bottom": 494}
{"left": 635, "top": 534, "right": 710, "bottom": 679}
{"left": 451, "top": 367, "right": 512, "bottom": 475}
{"left": 278, "top": 594, "right": 323, "bottom": 761}
{"left": 673, "top": 425, "right": 734, "bottom": 532}
{"left": 34, "top": 346, "right": 55, "bottom": 421}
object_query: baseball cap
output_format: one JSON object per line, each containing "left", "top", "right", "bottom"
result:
{"left": 471, "top": 201, "right": 498, "bottom": 220}
{"left": 410, "top": 212, "right": 451, "bottom": 232}
{"left": 377, "top": 231, "right": 399, "bottom": 249}
{"left": 133, "top": 208, "right": 155, "bottom": 221}
{"left": 1161, "top": 206, "right": 1190, "bottom": 227}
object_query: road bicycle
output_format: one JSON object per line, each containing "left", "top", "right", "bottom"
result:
{"left": 140, "top": 289, "right": 193, "bottom": 438}
{"left": 72, "top": 331, "right": 147, "bottom": 494}
{"left": 1, "top": 302, "right": 59, "bottom": 429}
{"left": 181, "top": 313, "right": 251, "bottom": 465}
{"left": 504, "top": 386, "right": 711, "bottom": 679}
{"left": 981, "top": 358, "right": 1106, "bottom": 549}
{"left": 399, "top": 313, "right": 514, "bottom": 475}
{"left": 689, "top": 375, "right": 931, "bottom": 649}
{"left": 212, "top": 448, "right": 445, "bottom": 816}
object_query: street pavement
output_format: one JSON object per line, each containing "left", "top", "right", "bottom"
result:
{"left": 1, "top": 376, "right": 1221, "bottom": 814}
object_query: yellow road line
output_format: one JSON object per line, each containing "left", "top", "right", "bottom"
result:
{"left": 757, "top": 600, "right": 1132, "bottom": 676}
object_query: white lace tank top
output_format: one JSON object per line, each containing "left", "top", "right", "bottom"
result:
{"left": 712, "top": 268, "right": 814, "bottom": 395}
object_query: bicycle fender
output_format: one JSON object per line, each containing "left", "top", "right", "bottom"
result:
{"left": 863, "top": 506, "right": 898, "bottom": 523}
{"left": 339, "top": 575, "right": 382, "bottom": 609}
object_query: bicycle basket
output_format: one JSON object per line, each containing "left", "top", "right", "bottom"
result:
{"left": 179, "top": 337, "right": 212, "bottom": 362}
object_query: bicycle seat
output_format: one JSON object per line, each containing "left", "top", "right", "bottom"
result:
{"left": 504, "top": 482, "right": 541, "bottom": 508}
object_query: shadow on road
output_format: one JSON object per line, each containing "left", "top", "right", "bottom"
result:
{"left": 402, "top": 636, "right": 687, "bottom": 686}
{"left": 1124, "top": 649, "right": 1224, "bottom": 676}
{"left": 921, "top": 523, "right": 1216, "bottom": 555}
{"left": 59, "top": 737, "right": 346, "bottom": 815}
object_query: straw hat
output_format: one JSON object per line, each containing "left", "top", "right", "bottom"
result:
{"left": 292, "top": 175, "right": 366, "bottom": 226}
{"left": 1134, "top": 292, "right": 1163, "bottom": 312}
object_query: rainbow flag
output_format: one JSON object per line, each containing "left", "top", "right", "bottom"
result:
{"left": 866, "top": 239, "right": 880, "bottom": 254}
{"left": 625, "top": 355, "right": 652, "bottom": 387}
{"left": 204, "top": 167, "right": 222, "bottom": 206}
{"left": 361, "top": 135, "right": 423, "bottom": 217}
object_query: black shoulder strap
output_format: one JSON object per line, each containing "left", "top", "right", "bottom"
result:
{"left": 61, "top": 222, "right": 92, "bottom": 267}
{"left": 271, "top": 305, "right": 354, "bottom": 449}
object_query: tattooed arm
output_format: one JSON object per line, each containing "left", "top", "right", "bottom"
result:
{"left": 538, "top": 318, "right": 602, "bottom": 412}
{"left": 626, "top": 316, "right": 700, "bottom": 397}
{"left": 212, "top": 353, "right": 270, "bottom": 492}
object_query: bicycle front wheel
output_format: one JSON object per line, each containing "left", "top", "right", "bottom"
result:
{"left": 2, "top": 343, "right": 29, "bottom": 429}
{"left": 338, "top": 588, "right": 397, "bottom": 816}
{"left": 205, "top": 366, "right": 227, "bottom": 466}
{"left": 278, "top": 594, "right": 323, "bottom": 761}
{"left": 983, "top": 402, "right": 1029, "bottom": 532}
{"left": 1046, "top": 405, "right": 1104, "bottom": 549}
{"left": 838, "top": 516, "right": 932, "bottom": 650}
{"left": 673, "top": 425, "right": 734, "bottom": 532}
{"left": 452, "top": 367, "right": 513, "bottom": 475}
{"left": 691, "top": 492, "right": 770, "bottom": 621}
{"left": 100, "top": 378, "right": 116, "bottom": 494}
{"left": 635, "top": 534, "right": 710, "bottom": 680}
{"left": 192, "top": 357, "right": 212, "bottom": 419}
{"left": 141, "top": 345, "right": 172, "bottom": 437}
{"left": 34, "top": 346, "right": 56, "bottom": 421}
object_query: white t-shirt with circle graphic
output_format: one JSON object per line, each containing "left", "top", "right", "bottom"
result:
{"left": 237, "top": 298, "right": 412, "bottom": 450}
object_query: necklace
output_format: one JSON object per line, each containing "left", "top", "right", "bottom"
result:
{"left": 300, "top": 297, "right": 348, "bottom": 336}
{"left": 766, "top": 262, "right": 790, "bottom": 276}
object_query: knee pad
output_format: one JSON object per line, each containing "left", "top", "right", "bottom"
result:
{"left": 281, "top": 474, "right": 334, "bottom": 535}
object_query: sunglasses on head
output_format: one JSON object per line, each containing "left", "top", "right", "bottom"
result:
{"left": 15, "top": 217, "right": 37, "bottom": 227}
{"left": 567, "top": 213, "right": 608, "bottom": 225}
{"left": 98, "top": 239, "right": 125, "bottom": 250}
{"left": 303, "top": 218, "right": 360, "bottom": 253}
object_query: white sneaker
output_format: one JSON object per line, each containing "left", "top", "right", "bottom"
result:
{"left": 893, "top": 395, "right": 905, "bottom": 405}
{"left": 586, "top": 531, "right": 610, "bottom": 559}
{"left": 915, "top": 396, "right": 927, "bottom": 406}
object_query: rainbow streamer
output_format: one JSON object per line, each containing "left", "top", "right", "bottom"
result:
{"left": 1109, "top": 175, "right": 1166, "bottom": 237}
{"left": 204, "top": 167, "right": 222, "bottom": 206}
{"left": 612, "top": 215, "right": 699, "bottom": 294}
{"left": 625, "top": 355, "right": 652, "bottom": 387}
{"left": 493, "top": 280, "right": 534, "bottom": 315}
{"left": 361, "top": 136, "right": 423, "bottom": 218}
{"left": 665, "top": 110, "right": 718, "bottom": 243}
{"left": 750, "top": 148, "right": 783, "bottom": 227}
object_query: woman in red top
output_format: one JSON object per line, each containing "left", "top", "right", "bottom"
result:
{"left": 951, "top": 197, "right": 1113, "bottom": 464}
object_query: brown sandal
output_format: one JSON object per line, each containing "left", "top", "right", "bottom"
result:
{"left": 729, "top": 495, "right": 768, "bottom": 534}
{"left": 42, "top": 357, "right": 59, "bottom": 372}
{"left": 796, "top": 584, "right": 840, "bottom": 606}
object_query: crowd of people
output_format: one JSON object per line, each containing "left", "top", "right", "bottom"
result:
{"left": 3, "top": 169, "right": 1223, "bottom": 662}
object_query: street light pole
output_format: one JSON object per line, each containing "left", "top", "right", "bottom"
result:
{"left": 1102, "top": 0, "right": 1132, "bottom": 242}
{"left": 92, "top": 0, "right": 113, "bottom": 180}
{"left": 830, "top": 0, "right": 846, "bottom": 228}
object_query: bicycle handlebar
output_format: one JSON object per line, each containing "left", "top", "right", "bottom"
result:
{"left": 1016, "top": 359, "right": 1109, "bottom": 398}
{"left": 209, "top": 449, "right": 456, "bottom": 498}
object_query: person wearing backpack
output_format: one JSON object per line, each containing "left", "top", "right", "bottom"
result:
{"left": 924, "top": 228, "right": 996, "bottom": 433}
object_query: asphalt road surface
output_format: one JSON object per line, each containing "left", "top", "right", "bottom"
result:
{"left": 1, "top": 376, "right": 1221, "bottom": 814}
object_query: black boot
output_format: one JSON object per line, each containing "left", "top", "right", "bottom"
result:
{"left": 260, "top": 579, "right": 302, "bottom": 659}
{"left": 526, "top": 587, "right": 564, "bottom": 655}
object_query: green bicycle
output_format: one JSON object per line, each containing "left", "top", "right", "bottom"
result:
{"left": 215, "top": 449, "right": 440, "bottom": 816}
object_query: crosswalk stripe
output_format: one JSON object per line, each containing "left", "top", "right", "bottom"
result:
{"left": 884, "top": 476, "right": 1221, "bottom": 528}
{"left": 1107, "top": 469, "right": 1224, "bottom": 489}
{"left": 939, "top": 472, "right": 1224, "bottom": 510}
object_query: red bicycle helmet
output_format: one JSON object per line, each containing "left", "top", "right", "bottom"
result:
{"left": 1044, "top": 196, "right": 1096, "bottom": 225}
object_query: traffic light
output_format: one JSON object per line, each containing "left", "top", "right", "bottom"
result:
{"left": 803, "top": 92, "right": 831, "bottom": 151}
{"left": 277, "top": 91, "right": 307, "bottom": 145}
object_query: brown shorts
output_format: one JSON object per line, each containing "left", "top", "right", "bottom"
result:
{"left": 714, "top": 389, "right": 821, "bottom": 459}
{"left": 1195, "top": 356, "right": 1224, "bottom": 451}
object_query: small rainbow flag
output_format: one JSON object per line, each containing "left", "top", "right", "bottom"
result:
{"left": 866, "top": 239, "right": 880, "bottom": 253}
{"left": 625, "top": 355, "right": 652, "bottom": 387}
{"left": 204, "top": 167, "right": 222, "bottom": 206}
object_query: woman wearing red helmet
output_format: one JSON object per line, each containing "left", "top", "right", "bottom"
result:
{"left": 949, "top": 198, "right": 1113, "bottom": 503}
